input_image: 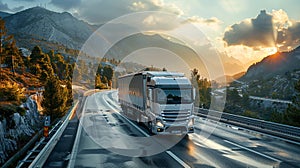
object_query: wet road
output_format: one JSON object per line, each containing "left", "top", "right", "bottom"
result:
{"left": 69, "top": 90, "right": 300, "bottom": 168}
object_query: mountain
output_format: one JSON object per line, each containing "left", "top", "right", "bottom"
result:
{"left": 219, "top": 52, "right": 246, "bottom": 75}
{"left": 104, "top": 33, "right": 211, "bottom": 77}
{"left": 104, "top": 33, "right": 245, "bottom": 78}
{"left": 241, "top": 46, "right": 300, "bottom": 81}
{"left": 1, "top": 7, "right": 245, "bottom": 76}
{"left": 215, "top": 71, "right": 246, "bottom": 85}
{"left": 237, "top": 46, "right": 300, "bottom": 99}
{"left": 0, "top": 11, "right": 11, "bottom": 18}
{"left": 3, "top": 7, "right": 96, "bottom": 50}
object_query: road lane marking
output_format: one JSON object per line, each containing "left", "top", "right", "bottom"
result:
{"left": 166, "top": 151, "right": 191, "bottom": 168}
{"left": 68, "top": 97, "right": 87, "bottom": 168}
{"left": 102, "top": 91, "right": 191, "bottom": 168}
{"left": 224, "top": 140, "right": 282, "bottom": 163}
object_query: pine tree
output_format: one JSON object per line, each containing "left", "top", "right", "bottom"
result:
{"left": 42, "top": 76, "right": 68, "bottom": 120}
{"left": 284, "top": 79, "right": 300, "bottom": 127}
{"left": 4, "top": 40, "right": 24, "bottom": 74}
{"left": 191, "top": 68, "right": 211, "bottom": 108}
{"left": 0, "top": 17, "right": 14, "bottom": 77}
{"left": 29, "top": 46, "right": 54, "bottom": 80}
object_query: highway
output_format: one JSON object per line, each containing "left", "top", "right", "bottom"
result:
{"left": 249, "top": 96, "right": 292, "bottom": 104}
{"left": 57, "top": 90, "right": 300, "bottom": 168}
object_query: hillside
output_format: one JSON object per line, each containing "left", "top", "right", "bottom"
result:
{"left": 241, "top": 46, "right": 300, "bottom": 81}
{"left": 0, "top": 11, "right": 11, "bottom": 18}
{"left": 0, "top": 68, "right": 41, "bottom": 88}
{"left": 237, "top": 46, "right": 300, "bottom": 99}
{"left": 4, "top": 7, "right": 96, "bottom": 50}
{"left": 0, "top": 7, "right": 246, "bottom": 76}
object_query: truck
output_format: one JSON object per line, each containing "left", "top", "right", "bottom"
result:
{"left": 118, "top": 71, "right": 195, "bottom": 134}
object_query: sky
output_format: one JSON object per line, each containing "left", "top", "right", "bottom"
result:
{"left": 1, "top": 0, "right": 300, "bottom": 67}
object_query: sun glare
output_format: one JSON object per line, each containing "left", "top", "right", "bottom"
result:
{"left": 266, "top": 47, "right": 278, "bottom": 55}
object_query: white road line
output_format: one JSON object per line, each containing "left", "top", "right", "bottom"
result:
{"left": 68, "top": 98, "right": 87, "bottom": 168}
{"left": 224, "top": 140, "right": 282, "bottom": 163}
{"left": 166, "top": 151, "right": 191, "bottom": 168}
{"left": 101, "top": 91, "right": 191, "bottom": 168}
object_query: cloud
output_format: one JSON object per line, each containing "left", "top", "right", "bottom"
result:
{"left": 184, "top": 16, "right": 222, "bottom": 25}
{"left": 50, "top": 0, "right": 81, "bottom": 10}
{"left": 223, "top": 10, "right": 276, "bottom": 49}
{"left": 223, "top": 9, "right": 300, "bottom": 51}
{"left": 0, "top": 0, "right": 24, "bottom": 12}
{"left": 13, "top": 0, "right": 36, "bottom": 2}
{"left": 51, "top": 0, "right": 183, "bottom": 24}
{"left": 12, "top": 6, "right": 24, "bottom": 12}
{"left": 280, "top": 21, "right": 300, "bottom": 50}
{"left": 0, "top": 1, "right": 11, "bottom": 11}
{"left": 141, "top": 13, "right": 182, "bottom": 31}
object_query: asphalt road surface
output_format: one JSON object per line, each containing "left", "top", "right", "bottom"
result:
{"left": 66, "top": 90, "right": 300, "bottom": 168}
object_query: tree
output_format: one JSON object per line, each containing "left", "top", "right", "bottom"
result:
{"left": 227, "top": 88, "right": 241, "bottom": 104}
{"left": 0, "top": 81, "right": 22, "bottom": 102}
{"left": 65, "top": 80, "right": 73, "bottom": 106}
{"left": 102, "top": 66, "right": 113, "bottom": 83}
{"left": 191, "top": 68, "right": 211, "bottom": 108}
{"left": 284, "top": 79, "right": 300, "bottom": 127}
{"left": 29, "top": 46, "right": 54, "bottom": 80}
{"left": 0, "top": 17, "right": 14, "bottom": 77}
{"left": 42, "top": 76, "right": 68, "bottom": 120}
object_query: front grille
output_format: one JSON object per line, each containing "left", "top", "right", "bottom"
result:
{"left": 161, "top": 110, "right": 190, "bottom": 124}
{"left": 165, "top": 126, "right": 187, "bottom": 133}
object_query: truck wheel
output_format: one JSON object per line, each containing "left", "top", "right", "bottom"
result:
{"left": 148, "top": 121, "right": 154, "bottom": 134}
{"left": 136, "top": 114, "right": 142, "bottom": 125}
{"left": 122, "top": 106, "right": 128, "bottom": 117}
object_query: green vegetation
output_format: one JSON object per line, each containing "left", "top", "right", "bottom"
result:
{"left": 0, "top": 17, "right": 74, "bottom": 122}
{"left": 42, "top": 76, "right": 68, "bottom": 119}
{"left": 95, "top": 64, "right": 114, "bottom": 89}
{"left": 225, "top": 78, "right": 300, "bottom": 127}
{"left": 0, "top": 81, "right": 23, "bottom": 103}
{"left": 191, "top": 68, "right": 212, "bottom": 108}
{"left": 283, "top": 79, "right": 300, "bottom": 127}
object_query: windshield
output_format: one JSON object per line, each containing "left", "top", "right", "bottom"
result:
{"left": 154, "top": 88, "right": 192, "bottom": 104}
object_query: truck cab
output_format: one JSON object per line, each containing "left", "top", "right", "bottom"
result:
{"left": 118, "top": 71, "right": 195, "bottom": 135}
{"left": 145, "top": 72, "right": 195, "bottom": 134}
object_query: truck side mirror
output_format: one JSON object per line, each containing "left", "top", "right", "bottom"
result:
{"left": 148, "top": 89, "right": 152, "bottom": 99}
{"left": 147, "top": 77, "right": 151, "bottom": 82}
{"left": 193, "top": 88, "right": 196, "bottom": 101}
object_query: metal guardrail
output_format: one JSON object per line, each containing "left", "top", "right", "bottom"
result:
{"left": 104, "top": 90, "right": 300, "bottom": 142}
{"left": 194, "top": 107, "right": 300, "bottom": 143}
{"left": 28, "top": 101, "right": 78, "bottom": 168}
{"left": 16, "top": 118, "right": 63, "bottom": 168}
{"left": 15, "top": 101, "right": 78, "bottom": 168}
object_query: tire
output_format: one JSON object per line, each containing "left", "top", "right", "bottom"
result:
{"left": 136, "top": 113, "right": 142, "bottom": 125}
{"left": 148, "top": 121, "right": 154, "bottom": 135}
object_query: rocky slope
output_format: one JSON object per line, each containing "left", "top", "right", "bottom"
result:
{"left": 4, "top": 7, "right": 95, "bottom": 50}
{"left": 1, "top": 7, "right": 246, "bottom": 75}
{"left": 0, "top": 96, "right": 42, "bottom": 164}
{"left": 238, "top": 46, "right": 300, "bottom": 99}
{"left": 241, "top": 46, "right": 300, "bottom": 81}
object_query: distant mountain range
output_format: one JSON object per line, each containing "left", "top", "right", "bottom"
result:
{"left": 241, "top": 46, "right": 300, "bottom": 81}
{"left": 0, "top": 11, "right": 11, "bottom": 18}
{"left": 238, "top": 46, "right": 300, "bottom": 99}
{"left": 3, "top": 7, "right": 96, "bottom": 50}
{"left": 1, "top": 7, "right": 245, "bottom": 75}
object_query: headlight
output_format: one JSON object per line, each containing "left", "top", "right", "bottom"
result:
{"left": 156, "top": 120, "right": 164, "bottom": 127}
{"left": 188, "top": 118, "right": 194, "bottom": 127}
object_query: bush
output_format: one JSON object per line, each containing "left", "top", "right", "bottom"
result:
{"left": 0, "top": 104, "right": 17, "bottom": 119}
{"left": 0, "top": 104, "right": 17, "bottom": 128}
{"left": 0, "top": 81, "right": 22, "bottom": 102}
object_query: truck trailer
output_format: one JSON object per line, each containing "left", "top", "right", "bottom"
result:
{"left": 118, "top": 71, "right": 195, "bottom": 134}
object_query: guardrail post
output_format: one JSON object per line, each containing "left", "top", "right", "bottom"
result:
{"left": 44, "top": 116, "right": 50, "bottom": 138}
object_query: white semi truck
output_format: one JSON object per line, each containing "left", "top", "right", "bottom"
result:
{"left": 118, "top": 71, "right": 195, "bottom": 134}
